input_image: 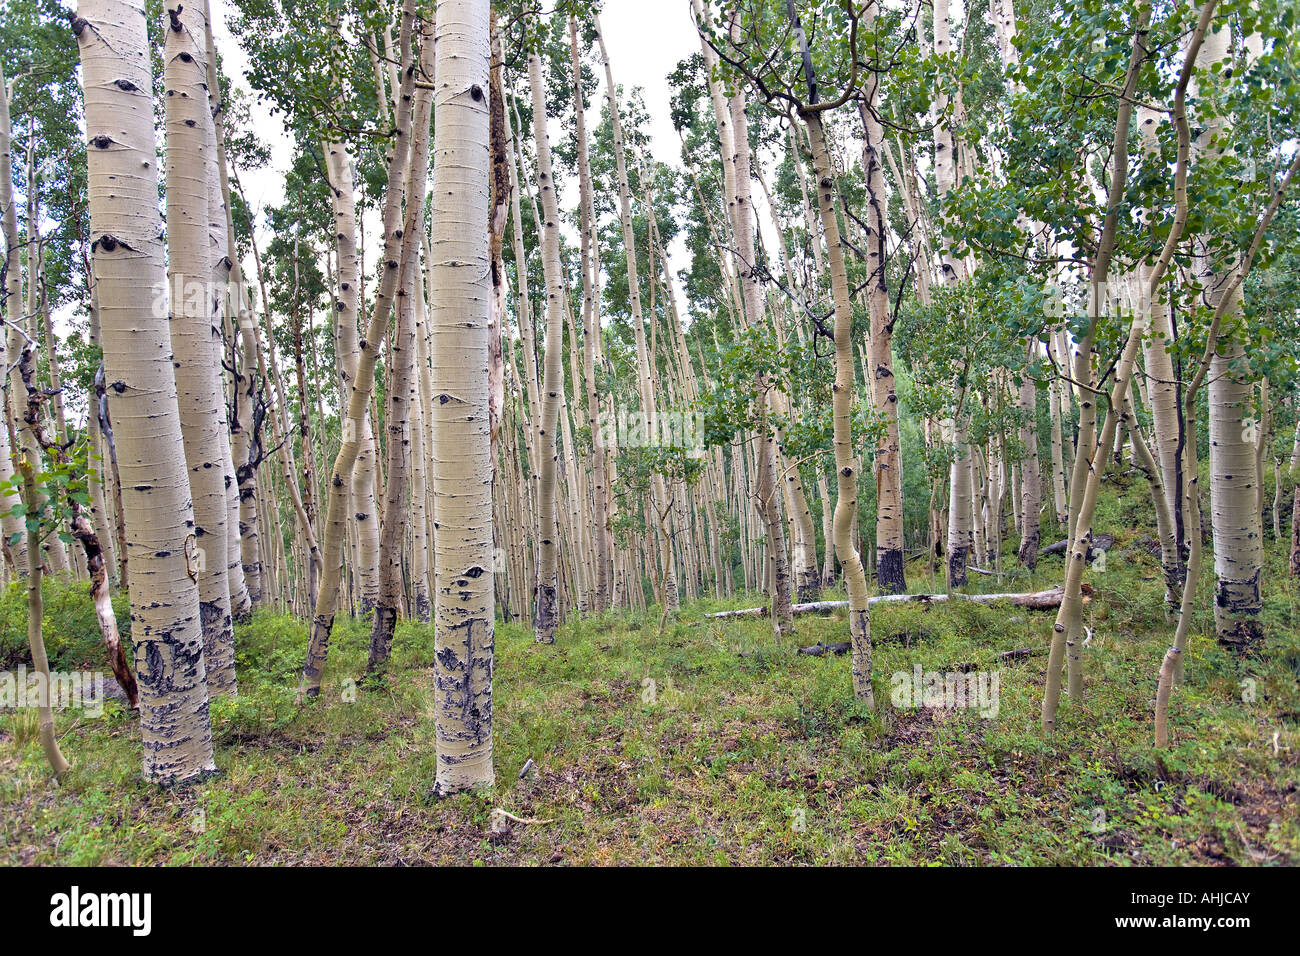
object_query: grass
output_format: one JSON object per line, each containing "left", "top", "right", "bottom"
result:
{"left": 2, "top": 478, "right": 1298, "bottom": 865}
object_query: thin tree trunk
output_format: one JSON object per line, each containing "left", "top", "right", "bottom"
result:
{"left": 368, "top": 29, "right": 432, "bottom": 669}
{"left": 528, "top": 48, "right": 564, "bottom": 643}
{"left": 725, "top": 35, "right": 793, "bottom": 634}
{"left": 300, "top": 0, "right": 419, "bottom": 696}
{"left": 595, "top": 13, "right": 679, "bottom": 615}
{"left": 0, "top": 64, "right": 30, "bottom": 572}
{"left": 859, "top": 94, "right": 906, "bottom": 594}
{"left": 789, "top": 0, "right": 874, "bottom": 703}
{"left": 1017, "top": 341, "right": 1043, "bottom": 568}
{"left": 19, "top": 456, "right": 70, "bottom": 777}
{"left": 569, "top": 15, "right": 611, "bottom": 611}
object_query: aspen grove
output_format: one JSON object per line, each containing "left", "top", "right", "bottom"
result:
{"left": 1, "top": 0, "right": 1299, "bottom": 867}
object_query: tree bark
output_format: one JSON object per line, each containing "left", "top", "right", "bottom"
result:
{"left": 429, "top": 0, "right": 495, "bottom": 797}
{"left": 300, "top": 0, "right": 419, "bottom": 696}
{"left": 165, "top": 0, "right": 235, "bottom": 697}
{"left": 75, "top": 0, "right": 217, "bottom": 783}
{"left": 368, "top": 28, "right": 432, "bottom": 670}
{"left": 859, "top": 94, "right": 907, "bottom": 595}
{"left": 790, "top": 0, "right": 874, "bottom": 703}
{"left": 0, "top": 64, "right": 30, "bottom": 573}
{"left": 528, "top": 49, "right": 564, "bottom": 643}
{"left": 1017, "top": 341, "right": 1043, "bottom": 569}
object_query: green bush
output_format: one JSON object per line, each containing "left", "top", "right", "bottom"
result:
{"left": 0, "top": 575, "right": 130, "bottom": 672}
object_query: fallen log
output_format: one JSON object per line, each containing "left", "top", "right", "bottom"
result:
{"left": 704, "top": 583, "right": 1094, "bottom": 620}
{"left": 800, "top": 642, "right": 1048, "bottom": 662}
{"left": 950, "top": 647, "right": 1045, "bottom": 672}
{"left": 797, "top": 641, "right": 852, "bottom": 657}
{"left": 1038, "top": 533, "right": 1114, "bottom": 559}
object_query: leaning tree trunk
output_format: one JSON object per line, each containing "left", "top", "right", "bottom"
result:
{"left": 18, "top": 331, "right": 139, "bottom": 708}
{"left": 74, "top": 0, "right": 216, "bottom": 783}
{"left": 323, "top": 137, "right": 380, "bottom": 612}
{"left": 299, "top": 0, "right": 418, "bottom": 697}
{"left": 164, "top": 0, "right": 235, "bottom": 697}
{"left": 368, "top": 36, "right": 432, "bottom": 669}
{"left": 1042, "top": 1, "right": 1156, "bottom": 731}
{"left": 429, "top": 0, "right": 495, "bottom": 797}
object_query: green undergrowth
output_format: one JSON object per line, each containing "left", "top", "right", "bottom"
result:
{"left": 1, "top": 479, "right": 1297, "bottom": 864}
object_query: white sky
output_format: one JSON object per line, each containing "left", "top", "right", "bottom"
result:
{"left": 213, "top": 0, "right": 703, "bottom": 207}
{"left": 210, "top": 0, "right": 741, "bottom": 323}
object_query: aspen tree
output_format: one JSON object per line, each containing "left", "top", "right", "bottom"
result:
{"left": 570, "top": 14, "right": 611, "bottom": 611}
{"left": 528, "top": 43, "right": 565, "bottom": 643}
{"left": 595, "top": 12, "right": 679, "bottom": 614}
{"left": 84, "top": 282, "right": 119, "bottom": 585}
{"left": 18, "top": 454, "right": 70, "bottom": 777}
{"left": 1017, "top": 341, "right": 1042, "bottom": 569}
{"left": 200, "top": 0, "right": 249, "bottom": 622}
{"left": 1199, "top": 23, "right": 1263, "bottom": 653}
{"left": 74, "top": 0, "right": 216, "bottom": 782}
{"left": 932, "top": 0, "right": 973, "bottom": 591}
{"left": 369, "top": 17, "right": 433, "bottom": 670}
{"left": 859, "top": 83, "right": 906, "bottom": 594}
{"left": 409, "top": 286, "right": 432, "bottom": 622}
{"left": 202, "top": 11, "right": 263, "bottom": 610}
{"left": 4, "top": 107, "right": 69, "bottom": 577}
{"left": 727, "top": 63, "right": 794, "bottom": 634}
{"left": 752, "top": 161, "right": 821, "bottom": 601}
{"left": 429, "top": 0, "right": 495, "bottom": 796}
{"left": 488, "top": 17, "right": 508, "bottom": 466}
{"left": 164, "top": 0, "right": 236, "bottom": 697}
{"left": 301, "top": 0, "right": 419, "bottom": 696}
{"left": 1157, "top": 5, "right": 1297, "bottom": 742}
{"left": 1043, "top": 2, "right": 1157, "bottom": 730}
{"left": 1136, "top": 106, "right": 1184, "bottom": 611}
{"left": 783, "top": 0, "right": 874, "bottom": 701}
{"left": 0, "top": 64, "right": 30, "bottom": 571}
{"left": 323, "top": 139, "right": 381, "bottom": 612}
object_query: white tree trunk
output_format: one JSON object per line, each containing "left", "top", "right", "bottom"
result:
{"left": 75, "top": 0, "right": 216, "bottom": 783}
{"left": 165, "top": 0, "right": 235, "bottom": 697}
{"left": 429, "top": 0, "right": 495, "bottom": 796}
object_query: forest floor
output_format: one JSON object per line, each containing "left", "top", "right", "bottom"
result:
{"left": 3, "top": 479, "right": 1299, "bottom": 865}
